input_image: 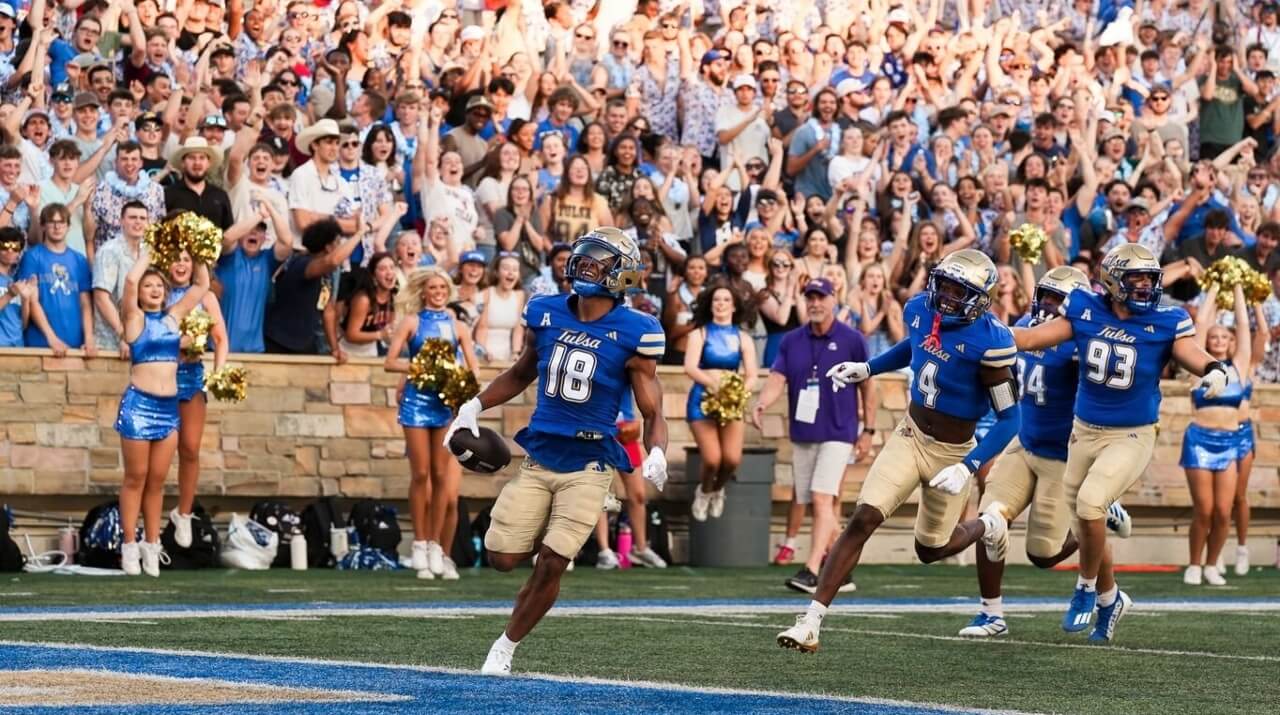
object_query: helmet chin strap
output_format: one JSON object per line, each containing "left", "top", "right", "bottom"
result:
{"left": 572, "top": 279, "right": 615, "bottom": 298}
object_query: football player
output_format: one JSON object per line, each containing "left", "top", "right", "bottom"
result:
{"left": 777, "top": 250, "right": 1022, "bottom": 653}
{"left": 446, "top": 227, "right": 669, "bottom": 675}
{"left": 1014, "top": 244, "right": 1228, "bottom": 642}
{"left": 956, "top": 267, "right": 1133, "bottom": 638}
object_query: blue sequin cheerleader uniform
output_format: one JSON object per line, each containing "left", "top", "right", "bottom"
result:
{"left": 115, "top": 311, "right": 181, "bottom": 441}
{"left": 167, "top": 285, "right": 207, "bottom": 402}
{"left": 687, "top": 322, "right": 743, "bottom": 422}
{"left": 398, "top": 308, "right": 460, "bottom": 429}
{"left": 1181, "top": 373, "right": 1251, "bottom": 471}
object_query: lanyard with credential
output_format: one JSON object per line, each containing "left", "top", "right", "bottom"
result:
{"left": 796, "top": 328, "right": 824, "bottom": 425}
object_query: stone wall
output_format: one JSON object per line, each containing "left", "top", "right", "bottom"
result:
{"left": 1, "top": 349, "right": 1278, "bottom": 511}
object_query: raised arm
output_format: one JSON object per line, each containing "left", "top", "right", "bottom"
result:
{"left": 1013, "top": 316, "right": 1074, "bottom": 350}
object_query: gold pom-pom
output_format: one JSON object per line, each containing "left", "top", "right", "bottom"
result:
{"left": 179, "top": 308, "right": 214, "bottom": 359}
{"left": 144, "top": 212, "right": 223, "bottom": 270}
{"left": 1008, "top": 223, "right": 1048, "bottom": 265}
{"left": 205, "top": 366, "right": 248, "bottom": 402}
{"left": 407, "top": 338, "right": 479, "bottom": 413}
{"left": 1199, "top": 256, "right": 1273, "bottom": 309}
{"left": 700, "top": 373, "right": 747, "bottom": 426}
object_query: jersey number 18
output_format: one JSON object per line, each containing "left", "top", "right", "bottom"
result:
{"left": 545, "top": 343, "right": 598, "bottom": 403}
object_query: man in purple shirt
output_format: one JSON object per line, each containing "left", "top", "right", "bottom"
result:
{"left": 752, "top": 278, "right": 877, "bottom": 593}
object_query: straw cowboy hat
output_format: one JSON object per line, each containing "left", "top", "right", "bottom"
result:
{"left": 168, "top": 136, "right": 223, "bottom": 173}
{"left": 296, "top": 118, "right": 342, "bottom": 156}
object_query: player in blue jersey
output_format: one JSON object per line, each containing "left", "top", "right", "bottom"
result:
{"left": 778, "top": 250, "right": 1022, "bottom": 653}
{"left": 955, "top": 267, "right": 1132, "bottom": 638}
{"left": 1014, "top": 244, "right": 1228, "bottom": 642}
{"left": 445, "top": 227, "right": 669, "bottom": 675}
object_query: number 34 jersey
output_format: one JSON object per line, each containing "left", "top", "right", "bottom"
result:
{"left": 1061, "top": 288, "right": 1193, "bottom": 428}
{"left": 516, "top": 294, "right": 665, "bottom": 473}
{"left": 1013, "top": 314, "right": 1078, "bottom": 462}
{"left": 903, "top": 293, "right": 1017, "bottom": 422}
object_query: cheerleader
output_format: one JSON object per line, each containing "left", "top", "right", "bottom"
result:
{"left": 385, "top": 267, "right": 478, "bottom": 580}
{"left": 166, "top": 248, "right": 228, "bottom": 548}
{"left": 116, "top": 248, "right": 209, "bottom": 576}
{"left": 1181, "top": 284, "right": 1253, "bottom": 586}
{"left": 684, "top": 281, "right": 758, "bottom": 521}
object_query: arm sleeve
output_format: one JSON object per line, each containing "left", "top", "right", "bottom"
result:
{"left": 867, "top": 338, "right": 911, "bottom": 375}
{"left": 961, "top": 398, "right": 1020, "bottom": 473}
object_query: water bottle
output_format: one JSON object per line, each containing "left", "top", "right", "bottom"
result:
{"left": 472, "top": 535, "right": 482, "bottom": 568}
{"left": 291, "top": 533, "right": 308, "bottom": 571}
{"left": 617, "top": 524, "right": 633, "bottom": 569}
{"left": 330, "top": 527, "right": 349, "bottom": 559}
{"left": 58, "top": 527, "right": 79, "bottom": 561}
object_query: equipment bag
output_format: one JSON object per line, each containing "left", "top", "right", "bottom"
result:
{"left": 160, "top": 502, "right": 220, "bottom": 570}
{"left": 300, "top": 497, "right": 343, "bottom": 568}
{"left": 450, "top": 496, "right": 477, "bottom": 568}
{"left": 0, "top": 505, "right": 25, "bottom": 572}
{"left": 220, "top": 513, "right": 278, "bottom": 570}
{"left": 647, "top": 505, "right": 672, "bottom": 565}
{"left": 77, "top": 501, "right": 142, "bottom": 569}
{"left": 347, "top": 500, "right": 401, "bottom": 560}
{"left": 250, "top": 500, "right": 302, "bottom": 568}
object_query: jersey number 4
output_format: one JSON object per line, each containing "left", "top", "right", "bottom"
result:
{"left": 1084, "top": 339, "right": 1136, "bottom": 389}
{"left": 545, "top": 343, "right": 597, "bottom": 403}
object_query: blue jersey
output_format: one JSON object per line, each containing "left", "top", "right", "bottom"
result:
{"left": 519, "top": 294, "right": 665, "bottom": 472}
{"left": 698, "top": 323, "right": 743, "bottom": 370}
{"left": 903, "top": 293, "right": 1017, "bottom": 421}
{"left": 1061, "top": 288, "right": 1194, "bottom": 427}
{"left": 1014, "top": 314, "right": 1078, "bottom": 461}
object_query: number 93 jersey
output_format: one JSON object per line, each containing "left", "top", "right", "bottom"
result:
{"left": 516, "top": 294, "right": 665, "bottom": 472}
{"left": 903, "top": 293, "right": 1017, "bottom": 421}
{"left": 1061, "top": 288, "right": 1193, "bottom": 428}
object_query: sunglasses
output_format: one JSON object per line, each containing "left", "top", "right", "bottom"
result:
{"left": 576, "top": 32, "right": 595, "bottom": 40}
{"left": 1002, "top": 98, "right": 1022, "bottom": 106}
{"left": 746, "top": 162, "right": 766, "bottom": 172}
{"left": 787, "top": 87, "right": 806, "bottom": 95}
{"left": 613, "top": 40, "right": 629, "bottom": 47}
{"left": 771, "top": 260, "right": 792, "bottom": 269}
{"left": 1149, "top": 94, "right": 1169, "bottom": 102}
{"left": 278, "top": 79, "right": 299, "bottom": 86}
{"left": 340, "top": 140, "right": 360, "bottom": 148}
{"left": 757, "top": 198, "right": 778, "bottom": 206}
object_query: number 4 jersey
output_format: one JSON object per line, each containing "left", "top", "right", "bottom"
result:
{"left": 516, "top": 294, "right": 665, "bottom": 473}
{"left": 903, "top": 293, "right": 1017, "bottom": 421}
{"left": 1061, "top": 288, "right": 1193, "bottom": 428}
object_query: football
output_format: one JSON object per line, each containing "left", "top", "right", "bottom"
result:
{"left": 448, "top": 426, "right": 512, "bottom": 474}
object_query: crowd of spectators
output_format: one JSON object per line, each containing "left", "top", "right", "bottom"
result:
{"left": 1, "top": 0, "right": 1279, "bottom": 380}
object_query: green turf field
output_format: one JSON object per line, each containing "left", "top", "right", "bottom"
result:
{"left": 2, "top": 565, "right": 1278, "bottom": 714}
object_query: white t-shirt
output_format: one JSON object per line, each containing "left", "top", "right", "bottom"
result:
{"left": 422, "top": 179, "right": 480, "bottom": 252}
{"left": 828, "top": 155, "right": 879, "bottom": 194}
{"left": 714, "top": 102, "right": 770, "bottom": 192}
{"left": 288, "top": 160, "right": 352, "bottom": 224}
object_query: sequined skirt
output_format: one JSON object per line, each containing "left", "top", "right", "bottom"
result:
{"left": 115, "top": 385, "right": 180, "bottom": 441}
{"left": 397, "top": 383, "right": 452, "bottom": 429}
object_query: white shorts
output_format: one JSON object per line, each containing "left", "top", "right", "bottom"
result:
{"left": 792, "top": 441, "right": 853, "bottom": 504}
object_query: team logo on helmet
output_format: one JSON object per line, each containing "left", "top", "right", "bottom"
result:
{"left": 1033, "top": 265, "right": 1090, "bottom": 323}
{"left": 565, "top": 227, "right": 645, "bottom": 298}
{"left": 1100, "top": 244, "right": 1162, "bottom": 313}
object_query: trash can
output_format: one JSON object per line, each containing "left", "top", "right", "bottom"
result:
{"left": 686, "top": 445, "right": 776, "bottom": 567}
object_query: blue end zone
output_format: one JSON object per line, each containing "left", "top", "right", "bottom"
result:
{"left": 1, "top": 642, "right": 973, "bottom": 715}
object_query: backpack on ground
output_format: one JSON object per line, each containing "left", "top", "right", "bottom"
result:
{"left": 450, "top": 497, "right": 477, "bottom": 568}
{"left": 647, "top": 505, "right": 672, "bottom": 565}
{"left": 249, "top": 500, "right": 302, "bottom": 568}
{"left": 347, "top": 500, "right": 401, "bottom": 560}
{"left": 300, "top": 497, "right": 344, "bottom": 568}
{"left": 77, "top": 501, "right": 141, "bottom": 569}
{"left": 220, "top": 513, "right": 278, "bottom": 570}
{"left": 337, "top": 525, "right": 401, "bottom": 570}
{"left": 0, "top": 506, "right": 25, "bottom": 572}
{"left": 160, "top": 502, "right": 220, "bottom": 569}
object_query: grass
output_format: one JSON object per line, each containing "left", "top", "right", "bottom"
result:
{"left": 2, "top": 566, "right": 1278, "bottom": 714}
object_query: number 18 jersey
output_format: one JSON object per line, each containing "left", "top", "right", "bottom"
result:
{"left": 517, "top": 294, "right": 665, "bottom": 473}
{"left": 1061, "top": 288, "right": 1193, "bottom": 428}
{"left": 903, "top": 293, "right": 1017, "bottom": 421}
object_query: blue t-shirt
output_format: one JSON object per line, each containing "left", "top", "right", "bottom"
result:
{"left": 902, "top": 293, "right": 1017, "bottom": 421}
{"left": 16, "top": 243, "right": 91, "bottom": 348}
{"left": 1014, "top": 314, "right": 1078, "bottom": 461}
{"left": 1061, "top": 288, "right": 1193, "bottom": 427}
{"left": 787, "top": 121, "right": 834, "bottom": 200}
{"left": 0, "top": 273, "right": 23, "bottom": 347}
{"left": 516, "top": 294, "right": 664, "bottom": 472}
{"left": 215, "top": 247, "right": 282, "bottom": 353}
{"left": 534, "top": 119, "right": 579, "bottom": 152}
{"left": 770, "top": 320, "right": 869, "bottom": 444}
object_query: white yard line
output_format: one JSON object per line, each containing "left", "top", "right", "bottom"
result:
{"left": 0, "top": 640, "right": 1043, "bottom": 715}
{"left": 583, "top": 615, "right": 1280, "bottom": 664}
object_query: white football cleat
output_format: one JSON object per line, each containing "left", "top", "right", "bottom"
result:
{"left": 980, "top": 507, "right": 1009, "bottom": 563}
{"left": 1235, "top": 545, "right": 1250, "bottom": 576}
{"left": 440, "top": 556, "right": 460, "bottom": 580}
{"left": 120, "top": 541, "right": 141, "bottom": 576}
{"left": 140, "top": 541, "right": 168, "bottom": 578}
{"left": 1183, "top": 565, "right": 1202, "bottom": 585}
{"left": 777, "top": 615, "right": 821, "bottom": 653}
{"left": 411, "top": 540, "right": 430, "bottom": 572}
{"left": 169, "top": 508, "right": 193, "bottom": 548}
{"left": 481, "top": 644, "right": 513, "bottom": 676}
{"left": 1203, "top": 565, "right": 1227, "bottom": 586}
{"left": 426, "top": 541, "right": 445, "bottom": 576}
{"left": 630, "top": 546, "right": 667, "bottom": 568}
{"left": 959, "top": 612, "right": 1009, "bottom": 638}
{"left": 708, "top": 489, "right": 726, "bottom": 519}
{"left": 691, "top": 488, "right": 711, "bottom": 522}
{"left": 1106, "top": 502, "right": 1132, "bottom": 539}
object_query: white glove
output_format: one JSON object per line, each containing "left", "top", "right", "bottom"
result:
{"left": 443, "top": 397, "right": 482, "bottom": 446}
{"left": 1197, "top": 364, "right": 1229, "bottom": 398}
{"left": 826, "top": 361, "right": 871, "bottom": 391}
{"left": 928, "top": 463, "right": 974, "bottom": 496}
{"left": 642, "top": 446, "right": 668, "bottom": 492}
